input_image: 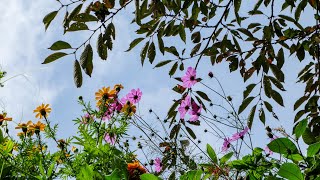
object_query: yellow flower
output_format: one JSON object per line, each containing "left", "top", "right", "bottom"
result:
{"left": 17, "top": 132, "right": 25, "bottom": 137}
{"left": 95, "top": 87, "right": 116, "bottom": 106}
{"left": 15, "top": 120, "right": 33, "bottom": 133}
{"left": 0, "top": 113, "right": 12, "bottom": 125}
{"left": 121, "top": 103, "right": 136, "bottom": 116}
{"left": 29, "top": 121, "right": 46, "bottom": 133}
{"left": 113, "top": 84, "right": 124, "bottom": 92}
{"left": 71, "top": 146, "right": 78, "bottom": 153}
{"left": 33, "top": 104, "right": 51, "bottom": 119}
{"left": 127, "top": 161, "right": 147, "bottom": 178}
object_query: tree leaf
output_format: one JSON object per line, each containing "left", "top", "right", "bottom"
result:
{"left": 49, "top": 41, "right": 72, "bottom": 50}
{"left": 97, "top": 34, "right": 108, "bottom": 60}
{"left": 80, "top": 44, "right": 93, "bottom": 77}
{"left": 140, "top": 174, "right": 161, "bottom": 180}
{"left": 238, "top": 97, "right": 255, "bottom": 114}
{"left": 195, "top": 91, "right": 211, "bottom": 102}
{"left": 206, "top": 144, "right": 217, "bottom": 163}
{"left": 271, "top": 90, "right": 284, "bottom": 106}
{"left": 72, "top": 13, "right": 98, "bottom": 22}
{"left": 43, "top": 11, "right": 58, "bottom": 31}
{"left": 169, "top": 62, "right": 178, "bottom": 77}
{"left": 140, "top": 41, "right": 149, "bottom": 66}
{"left": 293, "top": 118, "right": 307, "bottom": 139}
{"left": 126, "top": 38, "right": 144, "bottom": 52}
{"left": 220, "top": 152, "right": 233, "bottom": 164}
{"left": 294, "top": 96, "right": 308, "bottom": 111}
{"left": 42, "top": 52, "right": 68, "bottom": 64}
{"left": 74, "top": 60, "right": 83, "bottom": 88}
{"left": 267, "top": 138, "right": 298, "bottom": 154}
{"left": 307, "top": 142, "right": 320, "bottom": 157}
{"left": 154, "top": 60, "right": 172, "bottom": 68}
{"left": 278, "top": 163, "right": 304, "bottom": 180}
{"left": 67, "top": 22, "right": 89, "bottom": 32}
{"left": 247, "top": 105, "right": 256, "bottom": 129}
{"left": 186, "top": 127, "right": 196, "bottom": 139}
{"left": 148, "top": 42, "right": 156, "bottom": 64}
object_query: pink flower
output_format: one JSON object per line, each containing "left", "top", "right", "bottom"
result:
{"left": 222, "top": 138, "right": 232, "bottom": 152}
{"left": 264, "top": 146, "right": 273, "bottom": 155}
{"left": 189, "top": 101, "right": 202, "bottom": 122}
{"left": 181, "top": 67, "right": 197, "bottom": 88}
{"left": 103, "top": 109, "right": 113, "bottom": 121}
{"left": 154, "top": 157, "right": 162, "bottom": 173}
{"left": 127, "top": 88, "right": 142, "bottom": 104}
{"left": 230, "top": 127, "right": 249, "bottom": 142}
{"left": 178, "top": 96, "right": 191, "bottom": 119}
{"left": 104, "top": 133, "right": 117, "bottom": 145}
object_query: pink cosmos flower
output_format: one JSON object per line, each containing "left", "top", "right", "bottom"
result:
{"left": 127, "top": 88, "right": 142, "bottom": 104}
{"left": 103, "top": 109, "right": 113, "bottom": 121}
{"left": 154, "top": 157, "right": 162, "bottom": 173}
{"left": 222, "top": 137, "right": 232, "bottom": 152}
{"left": 111, "top": 101, "right": 123, "bottom": 112}
{"left": 178, "top": 95, "right": 191, "bottom": 119}
{"left": 189, "top": 101, "right": 202, "bottom": 122}
{"left": 264, "top": 146, "right": 273, "bottom": 155}
{"left": 181, "top": 67, "right": 197, "bottom": 88}
{"left": 104, "top": 133, "right": 117, "bottom": 145}
{"left": 230, "top": 127, "right": 249, "bottom": 142}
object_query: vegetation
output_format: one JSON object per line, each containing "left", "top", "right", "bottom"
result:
{"left": 1, "top": 0, "right": 320, "bottom": 179}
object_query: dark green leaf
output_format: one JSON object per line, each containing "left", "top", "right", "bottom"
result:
{"left": 140, "top": 41, "right": 149, "bottom": 66}
{"left": 97, "top": 34, "right": 108, "bottom": 60}
{"left": 294, "top": 96, "right": 308, "bottom": 111}
{"left": 73, "top": 60, "right": 82, "bottom": 88}
{"left": 195, "top": 91, "right": 211, "bottom": 102}
{"left": 67, "top": 22, "right": 89, "bottom": 32}
{"left": 154, "top": 60, "right": 172, "bottom": 68}
{"left": 42, "top": 52, "right": 68, "bottom": 64}
{"left": 247, "top": 105, "right": 256, "bottom": 129}
{"left": 148, "top": 42, "right": 156, "bottom": 64}
{"left": 186, "top": 127, "right": 196, "bottom": 139}
{"left": 80, "top": 44, "right": 93, "bottom": 77}
{"left": 43, "top": 11, "right": 58, "bottom": 31}
{"left": 271, "top": 90, "right": 284, "bottom": 106}
{"left": 169, "top": 62, "right": 178, "bottom": 77}
{"left": 126, "top": 38, "right": 144, "bottom": 52}
{"left": 238, "top": 97, "right": 255, "bottom": 114}
{"left": 73, "top": 13, "right": 98, "bottom": 22}
{"left": 49, "top": 41, "right": 72, "bottom": 51}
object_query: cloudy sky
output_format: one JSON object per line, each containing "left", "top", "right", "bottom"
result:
{"left": 0, "top": 0, "right": 316, "bottom": 156}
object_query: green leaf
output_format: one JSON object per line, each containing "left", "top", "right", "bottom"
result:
{"left": 49, "top": 41, "right": 72, "bottom": 50}
{"left": 73, "top": 13, "right": 98, "bottom": 22}
{"left": 140, "top": 42, "right": 149, "bottom": 66}
{"left": 220, "top": 152, "right": 233, "bottom": 164}
{"left": 97, "top": 34, "right": 108, "bottom": 60}
{"left": 294, "top": 96, "right": 308, "bottom": 111}
{"left": 126, "top": 38, "right": 144, "bottom": 52}
{"left": 278, "top": 163, "right": 304, "bottom": 180}
{"left": 267, "top": 138, "right": 298, "bottom": 154}
{"left": 42, "top": 52, "right": 68, "bottom": 64}
{"left": 179, "top": 24, "right": 186, "bottom": 43}
{"left": 186, "top": 127, "right": 196, "bottom": 139}
{"left": 234, "top": 0, "right": 241, "bottom": 13}
{"left": 247, "top": 105, "right": 256, "bottom": 129}
{"left": 302, "top": 128, "right": 316, "bottom": 145}
{"left": 67, "top": 22, "right": 89, "bottom": 32}
{"left": 259, "top": 108, "right": 266, "bottom": 124}
{"left": 243, "top": 84, "right": 256, "bottom": 98}
{"left": 148, "top": 42, "right": 156, "bottom": 64}
{"left": 68, "top": 4, "right": 83, "bottom": 22}
{"left": 43, "top": 11, "right": 58, "bottom": 31}
{"left": 206, "top": 144, "right": 217, "bottom": 163}
{"left": 74, "top": 60, "right": 83, "bottom": 88}
{"left": 293, "top": 118, "right": 307, "bottom": 139}
{"left": 195, "top": 91, "right": 211, "bottom": 102}
{"left": 80, "top": 44, "right": 93, "bottom": 77}
{"left": 271, "top": 90, "right": 284, "bottom": 106}
{"left": 307, "top": 142, "right": 320, "bottom": 157}
{"left": 190, "top": 43, "right": 201, "bottom": 57}
{"left": 154, "top": 60, "right": 172, "bottom": 68}
{"left": 169, "top": 62, "right": 178, "bottom": 77}
{"left": 238, "top": 96, "right": 255, "bottom": 114}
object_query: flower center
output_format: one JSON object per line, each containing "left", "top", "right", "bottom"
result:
{"left": 102, "top": 94, "right": 109, "bottom": 100}
{"left": 40, "top": 109, "right": 46, "bottom": 116}
{"left": 134, "top": 95, "right": 138, "bottom": 100}
{"left": 190, "top": 76, "right": 195, "bottom": 81}
{"left": 185, "top": 105, "right": 190, "bottom": 110}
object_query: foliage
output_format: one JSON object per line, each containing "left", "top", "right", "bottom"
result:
{"left": 1, "top": 0, "right": 320, "bottom": 179}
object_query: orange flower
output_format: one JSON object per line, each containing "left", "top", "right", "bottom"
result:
{"left": 127, "top": 161, "right": 147, "bottom": 179}
{"left": 33, "top": 104, "right": 51, "bottom": 119}
{"left": 0, "top": 113, "right": 12, "bottom": 125}
{"left": 95, "top": 87, "right": 116, "bottom": 106}
{"left": 29, "top": 121, "right": 46, "bottom": 134}
{"left": 15, "top": 121, "right": 33, "bottom": 133}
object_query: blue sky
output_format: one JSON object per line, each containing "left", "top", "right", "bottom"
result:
{"left": 0, "top": 0, "right": 316, "bottom": 157}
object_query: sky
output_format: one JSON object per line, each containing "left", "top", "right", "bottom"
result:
{"left": 0, "top": 0, "right": 316, "bottom": 158}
